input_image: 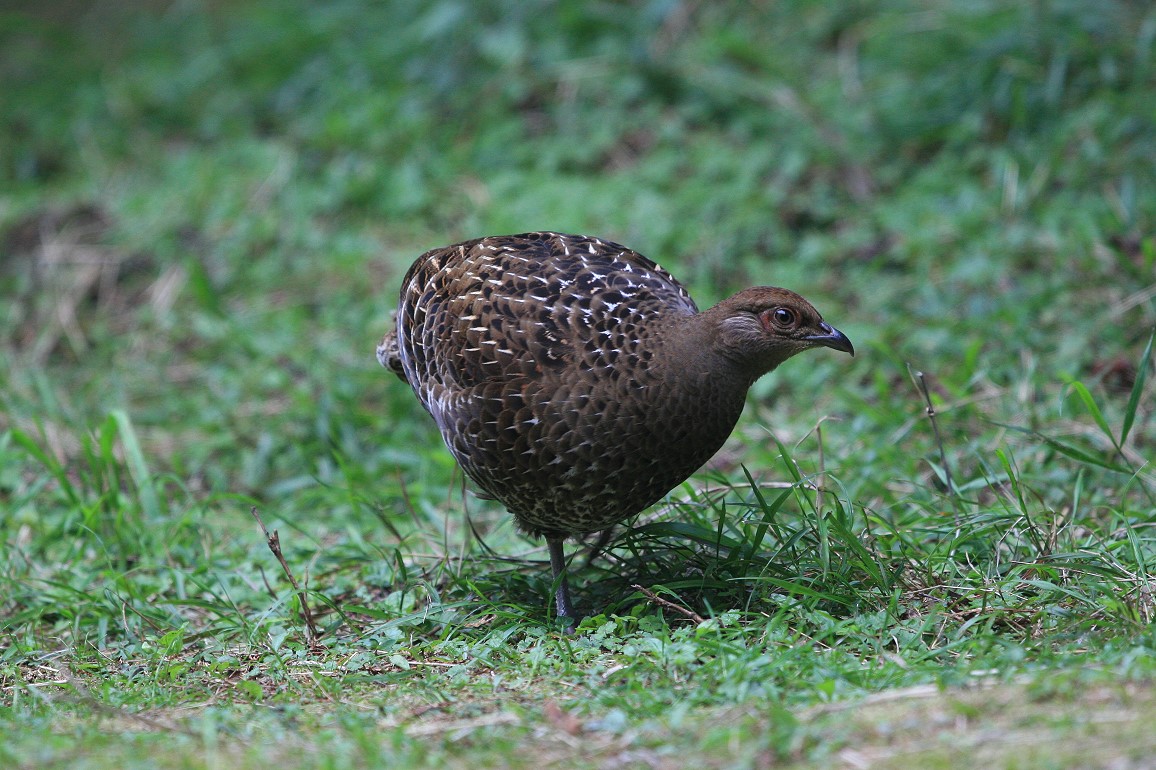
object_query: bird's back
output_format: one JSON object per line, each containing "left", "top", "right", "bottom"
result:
{"left": 394, "top": 232, "right": 697, "bottom": 389}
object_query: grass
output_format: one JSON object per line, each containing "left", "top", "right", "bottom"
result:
{"left": 2, "top": 0, "right": 1155, "bottom": 767}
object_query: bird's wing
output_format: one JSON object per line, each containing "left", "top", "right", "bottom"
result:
{"left": 395, "top": 232, "right": 697, "bottom": 393}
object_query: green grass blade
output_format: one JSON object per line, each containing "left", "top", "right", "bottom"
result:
{"left": 10, "top": 427, "right": 81, "bottom": 508}
{"left": 996, "top": 423, "right": 1132, "bottom": 473}
{"left": 1121, "top": 328, "right": 1154, "bottom": 447}
{"left": 1067, "top": 380, "right": 1120, "bottom": 451}
{"left": 111, "top": 409, "right": 161, "bottom": 520}
{"left": 742, "top": 576, "right": 856, "bottom": 608}
{"left": 631, "top": 521, "right": 749, "bottom": 552}
{"left": 741, "top": 464, "right": 793, "bottom": 558}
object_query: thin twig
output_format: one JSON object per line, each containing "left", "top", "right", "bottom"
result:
{"left": 631, "top": 584, "right": 705, "bottom": 624}
{"left": 250, "top": 506, "right": 321, "bottom": 647}
{"left": 907, "top": 364, "right": 960, "bottom": 532}
{"left": 815, "top": 421, "right": 826, "bottom": 516}
{"left": 395, "top": 468, "right": 416, "bottom": 520}
{"left": 254, "top": 564, "right": 279, "bottom": 601}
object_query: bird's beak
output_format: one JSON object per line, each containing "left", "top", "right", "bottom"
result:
{"left": 806, "top": 323, "right": 855, "bottom": 356}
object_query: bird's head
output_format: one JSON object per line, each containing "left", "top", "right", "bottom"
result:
{"left": 709, "top": 286, "right": 854, "bottom": 378}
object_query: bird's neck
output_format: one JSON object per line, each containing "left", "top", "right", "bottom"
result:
{"left": 642, "top": 311, "right": 756, "bottom": 441}
{"left": 655, "top": 311, "right": 753, "bottom": 389}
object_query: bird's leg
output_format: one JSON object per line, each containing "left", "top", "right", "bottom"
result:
{"left": 547, "top": 536, "right": 577, "bottom": 632}
{"left": 584, "top": 527, "right": 615, "bottom": 568}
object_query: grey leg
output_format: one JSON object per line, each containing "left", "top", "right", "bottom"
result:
{"left": 547, "top": 536, "right": 576, "bottom": 632}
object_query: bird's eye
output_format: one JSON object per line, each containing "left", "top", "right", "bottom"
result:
{"left": 772, "top": 308, "right": 796, "bottom": 327}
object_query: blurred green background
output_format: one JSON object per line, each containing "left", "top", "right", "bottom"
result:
{"left": 4, "top": 0, "right": 1152, "bottom": 488}
{"left": 2, "top": 1, "right": 1155, "bottom": 764}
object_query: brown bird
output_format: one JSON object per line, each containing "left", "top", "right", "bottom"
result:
{"left": 378, "top": 231, "right": 853, "bottom": 627}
